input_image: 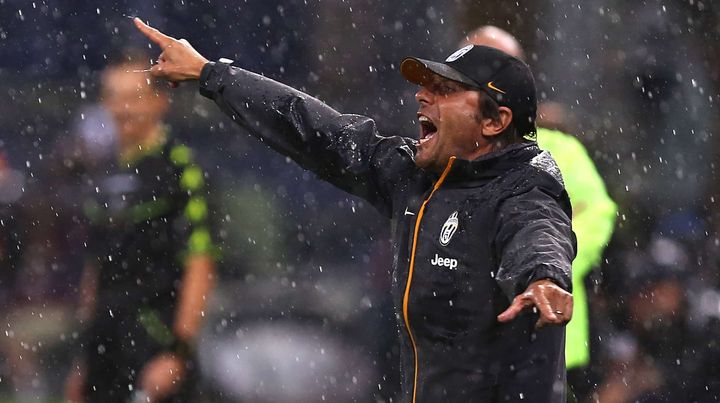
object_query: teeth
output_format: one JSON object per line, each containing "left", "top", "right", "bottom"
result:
{"left": 418, "top": 115, "right": 430, "bottom": 122}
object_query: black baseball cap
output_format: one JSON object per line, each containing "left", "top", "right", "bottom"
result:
{"left": 400, "top": 45, "right": 537, "bottom": 141}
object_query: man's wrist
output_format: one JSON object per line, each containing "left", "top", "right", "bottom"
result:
{"left": 190, "top": 57, "right": 211, "bottom": 80}
{"left": 199, "top": 59, "right": 233, "bottom": 97}
{"left": 528, "top": 278, "right": 565, "bottom": 291}
{"left": 530, "top": 278, "right": 556, "bottom": 285}
{"left": 199, "top": 62, "right": 214, "bottom": 82}
{"left": 528, "top": 270, "right": 572, "bottom": 292}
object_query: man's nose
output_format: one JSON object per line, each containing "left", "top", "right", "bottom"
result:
{"left": 415, "top": 87, "right": 432, "bottom": 105}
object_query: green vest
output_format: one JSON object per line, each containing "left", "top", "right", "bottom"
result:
{"left": 537, "top": 128, "right": 617, "bottom": 369}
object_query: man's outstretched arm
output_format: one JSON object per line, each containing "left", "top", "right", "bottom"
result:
{"left": 133, "top": 18, "right": 415, "bottom": 216}
{"left": 494, "top": 188, "right": 575, "bottom": 328}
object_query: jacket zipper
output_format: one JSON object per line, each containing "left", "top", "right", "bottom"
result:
{"left": 402, "top": 156, "right": 456, "bottom": 403}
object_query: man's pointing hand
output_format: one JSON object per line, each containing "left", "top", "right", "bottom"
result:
{"left": 497, "top": 279, "right": 573, "bottom": 329}
{"left": 133, "top": 18, "right": 209, "bottom": 82}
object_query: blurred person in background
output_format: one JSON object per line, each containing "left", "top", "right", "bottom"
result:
{"left": 592, "top": 237, "right": 720, "bottom": 402}
{"left": 134, "top": 19, "right": 575, "bottom": 403}
{"left": 1, "top": 146, "right": 89, "bottom": 400}
{"left": 462, "top": 25, "right": 618, "bottom": 401}
{"left": 63, "top": 49, "right": 217, "bottom": 403}
{"left": 592, "top": 256, "right": 681, "bottom": 403}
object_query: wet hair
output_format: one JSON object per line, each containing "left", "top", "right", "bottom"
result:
{"left": 474, "top": 90, "right": 522, "bottom": 146}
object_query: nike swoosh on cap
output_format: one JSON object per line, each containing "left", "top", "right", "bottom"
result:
{"left": 487, "top": 81, "right": 506, "bottom": 94}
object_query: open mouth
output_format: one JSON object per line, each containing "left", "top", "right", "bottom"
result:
{"left": 418, "top": 115, "right": 437, "bottom": 143}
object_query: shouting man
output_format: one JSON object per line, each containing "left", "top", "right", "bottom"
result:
{"left": 134, "top": 19, "right": 575, "bottom": 403}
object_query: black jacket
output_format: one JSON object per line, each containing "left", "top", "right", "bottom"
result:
{"left": 199, "top": 62, "right": 576, "bottom": 402}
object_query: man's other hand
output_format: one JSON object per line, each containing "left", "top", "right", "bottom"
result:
{"left": 497, "top": 279, "right": 573, "bottom": 328}
{"left": 133, "top": 18, "right": 209, "bottom": 82}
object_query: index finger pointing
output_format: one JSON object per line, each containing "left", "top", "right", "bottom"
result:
{"left": 133, "top": 17, "right": 173, "bottom": 47}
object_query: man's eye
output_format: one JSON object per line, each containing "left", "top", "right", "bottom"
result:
{"left": 436, "top": 85, "right": 454, "bottom": 95}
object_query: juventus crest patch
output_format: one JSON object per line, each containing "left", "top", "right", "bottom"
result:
{"left": 439, "top": 211, "right": 459, "bottom": 246}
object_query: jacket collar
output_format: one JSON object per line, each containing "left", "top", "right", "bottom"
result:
{"left": 441, "top": 142, "right": 540, "bottom": 184}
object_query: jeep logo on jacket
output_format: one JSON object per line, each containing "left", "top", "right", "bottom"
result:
{"left": 430, "top": 253, "right": 458, "bottom": 270}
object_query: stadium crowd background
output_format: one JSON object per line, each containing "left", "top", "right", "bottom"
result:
{"left": 1, "top": 0, "right": 720, "bottom": 402}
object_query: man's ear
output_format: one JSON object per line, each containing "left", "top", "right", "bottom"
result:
{"left": 482, "top": 107, "right": 513, "bottom": 137}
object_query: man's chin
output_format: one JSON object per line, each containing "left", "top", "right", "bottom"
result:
{"left": 414, "top": 153, "right": 431, "bottom": 169}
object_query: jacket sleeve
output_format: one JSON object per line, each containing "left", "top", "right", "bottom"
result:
{"left": 493, "top": 187, "right": 575, "bottom": 300}
{"left": 198, "top": 62, "right": 416, "bottom": 217}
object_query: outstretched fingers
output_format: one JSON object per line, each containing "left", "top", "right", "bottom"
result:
{"left": 532, "top": 291, "right": 561, "bottom": 329}
{"left": 497, "top": 282, "right": 572, "bottom": 328}
{"left": 497, "top": 293, "right": 532, "bottom": 323}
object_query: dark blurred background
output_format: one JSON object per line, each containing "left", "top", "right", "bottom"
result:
{"left": 1, "top": 1, "right": 720, "bottom": 402}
